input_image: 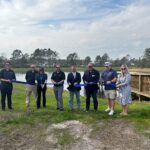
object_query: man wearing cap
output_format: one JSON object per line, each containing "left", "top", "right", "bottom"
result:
{"left": 0, "top": 61, "right": 16, "bottom": 111}
{"left": 25, "top": 64, "right": 38, "bottom": 111}
{"left": 101, "top": 62, "right": 117, "bottom": 115}
{"left": 83, "top": 62, "right": 100, "bottom": 111}
{"left": 51, "top": 64, "right": 65, "bottom": 111}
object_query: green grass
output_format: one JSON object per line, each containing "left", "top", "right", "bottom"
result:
{"left": 0, "top": 84, "right": 150, "bottom": 137}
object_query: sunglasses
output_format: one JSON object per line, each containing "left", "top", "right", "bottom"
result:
{"left": 121, "top": 68, "right": 126, "bottom": 70}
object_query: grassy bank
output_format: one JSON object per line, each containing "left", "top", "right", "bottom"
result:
{"left": 0, "top": 84, "right": 149, "bottom": 136}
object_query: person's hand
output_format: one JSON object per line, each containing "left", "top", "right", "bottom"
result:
{"left": 58, "top": 81, "right": 63, "bottom": 84}
{"left": 106, "top": 81, "right": 111, "bottom": 84}
{"left": 53, "top": 81, "right": 57, "bottom": 84}
{"left": 74, "top": 82, "right": 78, "bottom": 86}
{"left": 116, "top": 84, "right": 121, "bottom": 88}
{"left": 41, "top": 84, "right": 44, "bottom": 88}
{"left": 7, "top": 80, "right": 12, "bottom": 83}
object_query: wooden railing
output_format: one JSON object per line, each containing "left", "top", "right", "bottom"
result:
{"left": 130, "top": 72, "right": 150, "bottom": 101}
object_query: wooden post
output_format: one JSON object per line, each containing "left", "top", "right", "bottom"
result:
{"left": 138, "top": 75, "right": 142, "bottom": 102}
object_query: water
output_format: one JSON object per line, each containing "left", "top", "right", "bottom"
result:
{"left": 16, "top": 72, "right": 85, "bottom": 96}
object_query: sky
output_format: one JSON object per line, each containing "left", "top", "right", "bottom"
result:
{"left": 0, "top": 0, "right": 150, "bottom": 59}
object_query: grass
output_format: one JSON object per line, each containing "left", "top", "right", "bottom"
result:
{"left": 0, "top": 84, "right": 150, "bottom": 138}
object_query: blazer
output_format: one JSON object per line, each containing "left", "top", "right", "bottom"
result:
{"left": 67, "top": 72, "right": 81, "bottom": 92}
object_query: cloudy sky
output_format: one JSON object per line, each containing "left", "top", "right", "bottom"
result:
{"left": 0, "top": 0, "right": 150, "bottom": 59}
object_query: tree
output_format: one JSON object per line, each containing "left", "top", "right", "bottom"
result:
{"left": 11, "top": 50, "right": 23, "bottom": 60}
{"left": 95, "top": 55, "right": 102, "bottom": 66}
{"left": 46, "top": 48, "right": 58, "bottom": 67}
{"left": 84, "top": 56, "right": 91, "bottom": 66}
{"left": 101, "top": 53, "right": 109, "bottom": 65}
{"left": 10, "top": 49, "right": 28, "bottom": 67}
{"left": 142, "top": 48, "right": 150, "bottom": 67}
{"left": 66, "top": 52, "right": 79, "bottom": 66}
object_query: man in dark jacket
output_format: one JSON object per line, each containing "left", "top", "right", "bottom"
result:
{"left": 67, "top": 66, "right": 81, "bottom": 110}
{"left": 51, "top": 64, "right": 65, "bottom": 111}
{"left": 83, "top": 63, "right": 100, "bottom": 111}
{"left": 0, "top": 61, "right": 16, "bottom": 111}
{"left": 25, "top": 64, "right": 38, "bottom": 111}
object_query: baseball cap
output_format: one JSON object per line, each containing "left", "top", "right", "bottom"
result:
{"left": 104, "top": 62, "right": 112, "bottom": 67}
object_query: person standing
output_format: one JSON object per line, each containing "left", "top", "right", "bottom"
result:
{"left": 36, "top": 67, "right": 48, "bottom": 109}
{"left": 51, "top": 64, "right": 65, "bottom": 111}
{"left": 67, "top": 66, "right": 81, "bottom": 110}
{"left": 101, "top": 62, "right": 117, "bottom": 115}
{"left": 25, "top": 64, "right": 38, "bottom": 111}
{"left": 116, "top": 64, "right": 132, "bottom": 116}
{"left": 83, "top": 63, "right": 100, "bottom": 112}
{"left": 0, "top": 61, "right": 16, "bottom": 111}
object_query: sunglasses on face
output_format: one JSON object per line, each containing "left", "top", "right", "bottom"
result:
{"left": 121, "top": 68, "right": 126, "bottom": 70}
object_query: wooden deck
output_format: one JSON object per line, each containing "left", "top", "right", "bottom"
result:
{"left": 130, "top": 72, "right": 150, "bottom": 101}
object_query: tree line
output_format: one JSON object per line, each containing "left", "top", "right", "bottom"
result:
{"left": 0, "top": 48, "right": 150, "bottom": 68}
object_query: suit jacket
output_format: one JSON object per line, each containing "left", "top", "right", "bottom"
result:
{"left": 67, "top": 72, "right": 81, "bottom": 91}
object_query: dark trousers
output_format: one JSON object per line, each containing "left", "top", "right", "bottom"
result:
{"left": 1, "top": 85, "right": 13, "bottom": 110}
{"left": 37, "top": 85, "right": 47, "bottom": 108}
{"left": 85, "top": 89, "right": 98, "bottom": 111}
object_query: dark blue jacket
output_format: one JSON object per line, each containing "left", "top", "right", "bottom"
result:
{"left": 25, "top": 70, "right": 38, "bottom": 85}
{"left": 67, "top": 72, "right": 81, "bottom": 91}
{"left": 83, "top": 69, "right": 100, "bottom": 91}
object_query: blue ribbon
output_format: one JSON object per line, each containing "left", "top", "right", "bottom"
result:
{"left": 0, "top": 80, "right": 99, "bottom": 88}
{"left": 75, "top": 82, "right": 97, "bottom": 87}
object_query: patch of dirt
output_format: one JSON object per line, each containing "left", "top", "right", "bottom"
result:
{"left": 46, "top": 120, "right": 150, "bottom": 150}
{"left": 0, "top": 120, "right": 150, "bottom": 150}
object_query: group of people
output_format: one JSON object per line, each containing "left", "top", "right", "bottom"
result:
{"left": 0, "top": 61, "right": 132, "bottom": 116}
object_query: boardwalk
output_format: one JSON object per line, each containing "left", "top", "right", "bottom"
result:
{"left": 131, "top": 72, "right": 150, "bottom": 100}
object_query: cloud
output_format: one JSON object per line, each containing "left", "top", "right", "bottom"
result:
{"left": 0, "top": 0, "right": 150, "bottom": 59}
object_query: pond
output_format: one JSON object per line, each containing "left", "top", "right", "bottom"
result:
{"left": 16, "top": 72, "right": 85, "bottom": 96}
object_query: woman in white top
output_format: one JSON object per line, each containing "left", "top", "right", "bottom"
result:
{"left": 116, "top": 64, "right": 132, "bottom": 116}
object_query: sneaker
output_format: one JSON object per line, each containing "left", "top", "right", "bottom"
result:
{"left": 120, "top": 112, "right": 128, "bottom": 116}
{"left": 105, "top": 108, "right": 111, "bottom": 112}
{"left": 84, "top": 109, "right": 89, "bottom": 112}
{"left": 108, "top": 110, "right": 114, "bottom": 116}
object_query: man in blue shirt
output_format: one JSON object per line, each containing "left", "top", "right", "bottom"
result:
{"left": 0, "top": 61, "right": 16, "bottom": 111}
{"left": 51, "top": 64, "right": 65, "bottom": 111}
{"left": 101, "top": 62, "right": 117, "bottom": 115}
{"left": 25, "top": 64, "right": 38, "bottom": 111}
{"left": 83, "top": 63, "right": 100, "bottom": 111}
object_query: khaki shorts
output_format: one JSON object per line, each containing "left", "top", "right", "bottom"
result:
{"left": 104, "top": 90, "right": 116, "bottom": 100}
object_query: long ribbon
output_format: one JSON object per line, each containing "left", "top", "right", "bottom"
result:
{"left": 12, "top": 80, "right": 98, "bottom": 87}
{"left": 0, "top": 80, "right": 116, "bottom": 88}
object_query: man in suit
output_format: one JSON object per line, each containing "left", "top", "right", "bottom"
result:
{"left": 67, "top": 66, "right": 81, "bottom": 110}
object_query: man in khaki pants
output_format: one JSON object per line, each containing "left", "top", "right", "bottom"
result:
{"left": 25, "top": 64, "right": 38, "bottom": 111}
